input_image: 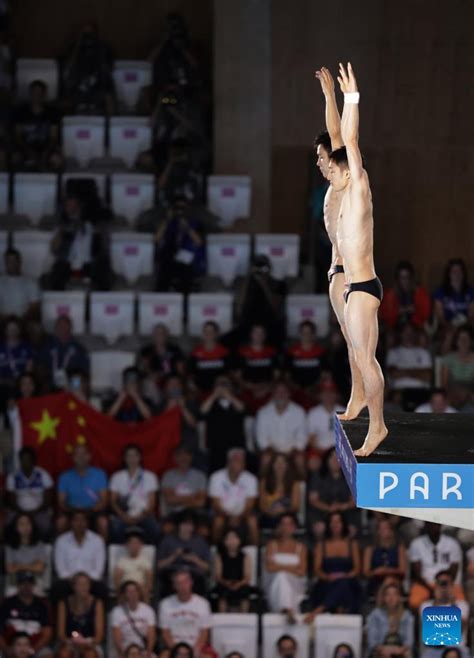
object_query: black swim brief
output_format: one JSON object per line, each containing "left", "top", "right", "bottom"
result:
{"left": 344, "top": 276, "right": 383, "bottom": 303}
{"left": 328, "top": 264, "right": 345, "bottom": 283}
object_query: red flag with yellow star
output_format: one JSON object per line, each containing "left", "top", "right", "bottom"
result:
{"left": 18, "top": 392, "right": 181, "bottom": 478}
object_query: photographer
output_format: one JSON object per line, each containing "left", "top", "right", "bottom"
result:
{"left": 154, "top": 198, "right": 205, "bottom": 293}
{"left": 106, "top": 367, "right": 154, "bottom": 423}
{"left": 235, "top": 254, "right": 286, "bottom": 349}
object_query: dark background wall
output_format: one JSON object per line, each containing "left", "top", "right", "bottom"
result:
{"left": 11, "top": 0, "right": 474, "bottom": 287}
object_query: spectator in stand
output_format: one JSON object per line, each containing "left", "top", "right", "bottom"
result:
{"left": 286, "top": 320, "right": 327, "bottom": 400}
{"left": 107, "top": 367, "right": 154, "bottom": 423}
{"left": 259, "top": 453, "right": 301, "bottom": 529}
{"left": 386, "top": 324, "right": 432, "bottom": 391}
{"left": 415, "top": 388, "right": 457, "bottom": 413}
{"left": 0, "top": 572, "right": 53, "bottom": 657}
{"left": 305, "top": 512, "right": 361, "bottom": 621}
{"left": 408, "top": 522, "right": 463, "bottom": 610}
{"left": 57, "top": 444, "right": 108, "bottom": 537}
{"left": 366, "top": 582, "right": 414, "bottom": 658}
{"left": 125, "top": 646, "right": 149, "bottom": 658}
{"left": 111, "top": 581, "right": 156, "bottom": 658}
{"left": 169, "top": 645, "right": 193, "bottom": 658}
{"left": 4, "top": 514, "right": 47, "bottom": 595}
{"left": 199, "top": 375, "right": 246, "bottom": 474}
{"left": 11, "top": 79, "right": 62, "bottom": 172}
{"left": 154, "top": 199, "right": 205, "bottom": 293}
{"left": 255, "top": 381, "right": 307, "bottom": 477}
{"left": 363, "top": 516, "right": 407, "bottom": 598}
{"left": 333, "top": 645, "right": 355, "bottom": 658}
{"left": 420, "top": 571, "right": 470, "bottom": 645}
{"left": 109, "top": 443, "right": 159, "bottom": 543}
{"left": 236, "top": 254, "right": 286, "bottom": 348}
{"left": 264, "top": 513, "right": 307, "bottom": 624}
{"left": 57, "top": 572, "right": 105, "bottom": 655}
{"left": 464, "top": 546, "right": 474, "bottom": 611}
{"left": 158, "top": 569, "right": 211, "bottom": 654}
{"left": 209, "top": 448, "right": 259, "bottom": 545}
{"left": 213, "top": 528, "right": 252, "bottom": 612}
{"left": 276, "top": 635, "right": 299, "bottom": 658}
{"left": 139, "top": 323, "right": 185, "bottom": 387}
{"left": 38, "top": 315, "right": 89, "bottom": 390}
{"left": 0, "top": 317, "right": 33, "bottom": 401}
{"left": 307, "top": 447, "right": 357, "bottom": 539}
{"left": 433, "top": 258, "right": 474, "bottom": 340}
{"left": 155, "top": 139, "right": 204, "bottom": 204}
{"left": 161, "top": 444, "right": 207, "bottom": 523}
{"left": 307, "top": 379, "right": 344, "bottom": 461}
{"left": 48, "top": 187, "right": 112, "bottom": 291}
{"left": 379, "top": 260, "right": 431, "bottom": 333}
{"left": 6, "top": 446, "right": 53, "bottom": 537}
{"left": 236, "top": 323, "right": 278, "bottom": 411}
{"left": 157, "top": 512, "right": 211, "bottom": 595}
{"left": 188, "top": 321, "right": 232, "bottom": 394}
{"left": 113, "top": 527, "right": 153, "bottom": 602}
{"left": 157, "top": 376, "right": 201, "bottom": 457}
{"left": 62, "top": 23, "right": 115, "bottom": 115}
{"left": 441, "top": 326, "right": 474, "bottom": 410}
{"left": 0, "top": 249, "right": 40, "bottom": 319}
{"left": 53, "top": 510, "right": 106, "bottom": 601}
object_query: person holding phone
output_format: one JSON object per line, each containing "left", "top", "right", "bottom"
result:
{"left": 107, "top": 367, "right": 154, "bottom": 423}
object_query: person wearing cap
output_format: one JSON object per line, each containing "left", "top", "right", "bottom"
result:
{"left": 113, "top": 527, "right": 153, "bottom": 602}
{"left": 0, "top": 572, "right": 53, "bottom": 657}
{"left": 209, "top": 448, "right": 259, "bottom": 545}
{"left": 236, "top": 253, "right": 287, "bottom": 348}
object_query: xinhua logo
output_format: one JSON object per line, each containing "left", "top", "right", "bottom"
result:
{"left": 422, "top": 606, "right": 462, "bottom": 646}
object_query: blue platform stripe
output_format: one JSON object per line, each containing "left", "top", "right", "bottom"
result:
{"left": 334, "top": 415, "right": 357, "bottom": 499}
{"left": 357, "top": 463, "right": 473, "bottom": 508}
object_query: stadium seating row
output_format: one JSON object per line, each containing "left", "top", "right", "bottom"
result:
{"left": 16, "top": 57, "right": 152, "bottom": 110}
{"left": 0, "top": 172, "right": 252, "bottom": 228}
{"left": 37, "top": 290, "right": 330, "bottom": 345}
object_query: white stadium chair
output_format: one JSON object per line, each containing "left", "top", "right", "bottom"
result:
{"left": 113, "top": 60, "right": 152, "bottom": 110}
{"left": 62, "top": 116, "right": 106, "bottom": 167}
{"left": 16, "top": 58, "right": 58, "bottom": 100}
{"left": 137, "top": 292, "right": 184, "bottom": 337}
{"left": 90, "top": 350, "right": 136, "bottom": 392}
{"left": 0, "top": 173, "right": 9, "bottom": 214}
{"left": 110, "top": 232, "right": 154, "bottom": 284}
{"left": 13, "top": 230, "right": 53, "bottom": 278}
{"left": 41, "top": 291, "right": 87, "bottom": 334}
{"left": 313, "top": 614, "right": 363, "bottom": 658}
{"left": 255, "top": 233, "right": 300, "bottom": 279}
{"left": 263, "top": 614, "right": 310, "bottom": 658}
{"left": 13, "top": 173, "right": 57, "bottom": 225}
{"left": 109, "top": 117, "right": 152, "bottom": 168}
{"left": 206, "top": 233, "right": 251, "bottom": 285}
{"left": 107, "top": 544, "right": 156, "bottom": 594}
{"left": 61, "top": 172, "right": 107, "bottom": 202}
{"left": 110, "top": 173, "right": 154, "bottom": 224}
{"left": 207, "top": 175, "right": 251, "bottom": 227}
{"left": 89, "top": 291, "right": 135, "bottom": 344}
{"left": 187, "top": 292, "right": 233, "bottom": 336}
{"left": 211, "top": 614, "right": 259, "bottom": 658}
{"left": 286, "top": 294, "right": 331, "bottom": 338}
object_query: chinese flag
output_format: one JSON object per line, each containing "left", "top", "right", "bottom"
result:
{"left": 18, "top": 392, "right": 181, "bottom": 478}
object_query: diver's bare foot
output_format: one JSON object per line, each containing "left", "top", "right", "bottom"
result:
{"left": 354, "top": 426, "right": 388, "bottom": 457}
{"left": 337, "top": 399, "right": 367, "bottom": 421}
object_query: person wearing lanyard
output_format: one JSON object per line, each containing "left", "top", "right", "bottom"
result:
{"left": 38, "top": 315, "right": 89, "bottom": 390}
{"left": 57, "top": 444, "right": 108, "bottom": 539}
{"left": 0, "top": 317, "right": 33, "bottom": 384}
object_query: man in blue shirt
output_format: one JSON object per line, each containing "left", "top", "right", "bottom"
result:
{"left": 57, "top": 443, "right": 108, "bottom": 538}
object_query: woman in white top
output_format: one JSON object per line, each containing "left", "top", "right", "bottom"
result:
{"left": 111, "top": 581, "right": 157, "bottom": 658}
{"left": 109, "top": 443, "right": 160, "bottom": 544}
{"left": 264, "top": 513, "right": 307, "bottom": 623}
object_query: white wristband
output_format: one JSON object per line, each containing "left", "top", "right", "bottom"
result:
{"left": 344, "top": 92, "right": 360, "bottom": 104}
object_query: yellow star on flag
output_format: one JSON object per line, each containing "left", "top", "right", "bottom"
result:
{"left": 68, "top": 400, "right": 77, "bottom": 411}
{"left": 30, "top": 410, "right": 60, "bottom": 445}
{"left": 77, "top": 416, "right": 86, "bottom": 427}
